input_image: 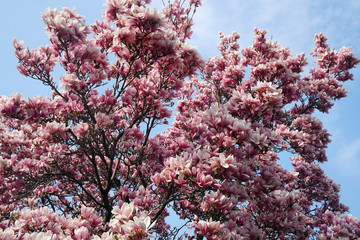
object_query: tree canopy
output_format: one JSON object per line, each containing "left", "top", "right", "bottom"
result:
{"left": 0, "top": 0, "right": 359, "bottom": 239}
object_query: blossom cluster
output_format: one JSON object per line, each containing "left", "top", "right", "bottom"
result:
{"left": 2, "top": 0, "right": 203, "bottom": 239}
{"left": 159, "top": 28, "right": 360, "bottom": 238}
{"left": 0, "top": 0, "right": 359, "bottom": 239}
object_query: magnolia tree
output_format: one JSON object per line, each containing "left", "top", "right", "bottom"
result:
{"left": 1, "top": 0, "right": 359, "bottom": 239}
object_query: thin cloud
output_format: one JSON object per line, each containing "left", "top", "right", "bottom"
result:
{"left": 190, "top": 0, "right": 360, "bottom": 57}
{"left": 335, "top": 139, "right": 360, "bottom": 176}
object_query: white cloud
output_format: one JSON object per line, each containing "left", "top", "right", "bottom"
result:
{"left": 188, "top": 0, "right": 360, "bottom": 58}
{"left": 189, "top": 0, "right": 317, "bottom": 58}
{"left": 334, "top": 139, "right": 360, "bottom": 176}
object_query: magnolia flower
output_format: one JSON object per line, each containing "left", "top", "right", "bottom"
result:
{"left": 190, "top": 219, "right": 224, "bottom": 238}
{"left": 218, "top": 153, "right": 232, "bottom": 169}
{"left": 121, "top": 214, "right": 156, "bottom": 239}
{"left": 72, "top": 122, "right": 89, "bottom": 138}
{"left": 112, "top": 202, "right": 135, "bottom": 222}
{"left": 0, "top": 156, "right": 7, "bottom": 169}
{"left": 95, "top": 112, "right": 113, "bottom": 128}
{"left": 42, "top": 7, "right": 90, "bottom": 43}
{"left": 74, "top": 226, "right": 90, "bottom": 240}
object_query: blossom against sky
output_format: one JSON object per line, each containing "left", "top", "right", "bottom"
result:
{"left": 1, "top": 0, "right": 359, "bottom": 218}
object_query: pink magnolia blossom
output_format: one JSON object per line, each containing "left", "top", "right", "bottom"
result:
{"left": 74, "top": 226, "right": 90, "bottom": 240}
{"left": 121, "top": 214, "right": 156, "bottom": 239}
{"left": 1, "top": 0, "right": 359, "bottom": 239}
{"left": 112, "top": 202, "right": 135, "bottom": 223}
{"left": 95, "top": 112, "right": 113, "bottom": 128}
{"left": 42, "top": 7, "right": 90, "bottom": 44}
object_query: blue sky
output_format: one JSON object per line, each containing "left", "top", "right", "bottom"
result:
{"left": 1, "top": 0, "right": 360, "bottom": 220}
